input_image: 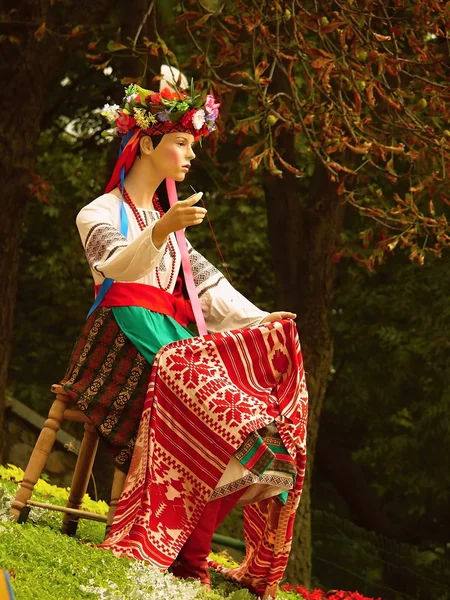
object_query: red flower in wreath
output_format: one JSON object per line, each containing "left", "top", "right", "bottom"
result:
{"left": 160, "top": 87, "right": 183, "bottom": 101}
{"left": 198, "top": 123, "right": 209, "bottom": 137}
{"left": 146, "top": 93, "right": 162, "bottom": 105}
{"left": 116, "top": 112, "right": 136, "bottom": 133}
{"left": 181, "top": 109, "right": 195, "bottom": 128}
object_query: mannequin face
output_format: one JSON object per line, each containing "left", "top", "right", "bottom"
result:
{"left": 140, "top": 132, "right": 196, "bottom": 182}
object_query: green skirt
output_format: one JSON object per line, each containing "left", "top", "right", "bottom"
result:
{"left": 112, "top": 306, "right": 194, "bottom": 364}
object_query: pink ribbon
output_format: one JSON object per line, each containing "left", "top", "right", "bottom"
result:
{"left": 166, "top": 178, "right": 208, "bottom": 336}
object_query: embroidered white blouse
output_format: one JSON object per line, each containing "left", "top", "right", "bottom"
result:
{"left": 76, "top": 193, "right": 269, "bottom": 333}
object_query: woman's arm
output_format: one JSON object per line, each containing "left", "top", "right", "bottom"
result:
{"left": 187, "top": 242, "right": 270, "bottom": 332}
{"left": 77, "top": 197, "right": 167, "bottom": 281}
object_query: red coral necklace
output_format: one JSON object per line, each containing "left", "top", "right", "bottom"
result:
{"left": 120, "top": 186, "right": 177, "bottom": 292}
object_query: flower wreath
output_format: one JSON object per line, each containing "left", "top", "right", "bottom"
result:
{"left": 101, "top": 80, "right": 220, "bottom": 141}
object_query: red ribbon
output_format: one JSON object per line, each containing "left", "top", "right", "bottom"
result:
{"left": 104, "top": 129, "right": 142, "bottom": 194}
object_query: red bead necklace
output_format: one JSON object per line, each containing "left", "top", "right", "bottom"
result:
{"left": 120, "top": 186, "right": 177, "bottom": 292}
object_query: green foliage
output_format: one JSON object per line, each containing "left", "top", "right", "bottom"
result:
{"left": 1, "top": 523, "right": 132, "bottom": 600}
{"left": 310, "top": 510, "right": 450, "bottom": 600}
{"left": 210, "top": 552, "right": 239, "bottom": 570}
{"left": 9, "top": 104, "right": 110, "bottom": 411}
{"left": 322, "top": 249, "right": 450, "bottom": 546}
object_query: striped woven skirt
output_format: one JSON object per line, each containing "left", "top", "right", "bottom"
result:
{"left": 62, "top": 309, "right": 308, "bottom": 597}
{"left": 61, "top": 306, "right": 296, "bottom": 503}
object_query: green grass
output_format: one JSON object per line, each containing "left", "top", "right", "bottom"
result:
{"left": 0, "top": 465, "right": 304, "bottom": 600}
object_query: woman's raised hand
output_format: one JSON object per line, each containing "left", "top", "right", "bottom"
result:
{"left": 260, "top": 312, "right": 297, "bottom": 324}
{"left": 153, "top": 192, "right": 206, "bottom": 247}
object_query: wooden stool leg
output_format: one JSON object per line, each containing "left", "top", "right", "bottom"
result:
{"left": 62, "top": 422, "right": 99, "bottom": 536}
{"left": 105, "top": 467, "right": 127, "bottom": 539}
{"left": 11, "top": 391, "right": 69, "bottom": 520}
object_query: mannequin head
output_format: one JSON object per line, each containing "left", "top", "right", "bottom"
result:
{"left": 137, "top": 132, "right": 196, "bottom": 183}
{"left": 103, "top": 79, "right": 219, "bottom": 195}
{"left": 124, "top": 131, "right": 196, "bottom": 190}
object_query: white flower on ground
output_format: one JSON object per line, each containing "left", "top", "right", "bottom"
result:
{"left": 79, "top": 561, "right": 203, "bottom": 600}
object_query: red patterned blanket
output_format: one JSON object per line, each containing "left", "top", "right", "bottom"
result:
{"left": 100, "top": 319, "right": 308, "bottom": 599}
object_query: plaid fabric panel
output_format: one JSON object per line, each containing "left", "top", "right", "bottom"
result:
{"left": 61, "top": 306, "right": 151, "bottom": 470}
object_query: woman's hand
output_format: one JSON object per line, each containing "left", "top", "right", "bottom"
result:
{"left": 153, "top": 192, "right": 206, "bottom": 248}
{"left": 260, "top": 311, "right": 297, "bottom": 324}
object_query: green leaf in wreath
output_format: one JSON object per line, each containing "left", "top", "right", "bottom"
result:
{"left": 168, "top": 110, "right": 185, "bottom": 122}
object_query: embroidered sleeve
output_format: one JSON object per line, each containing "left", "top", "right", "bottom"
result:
{"left": 77, "top": 199, "right": 167, "bottom": 282}
{"left": 84, "top": 222, "right": 128, "bottom": 276}
{"left": 187, "top": 241, "right": 269, "bottom": 333}
{"left": 188, "top": 246, "right": 225, "bottom": 297}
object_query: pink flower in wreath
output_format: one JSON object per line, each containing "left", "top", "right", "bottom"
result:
{"left": 205, "top": 94, "right": 220, "bottom": 114}
{"left": 116, "top": 112, "right": 136, "bottom": 133}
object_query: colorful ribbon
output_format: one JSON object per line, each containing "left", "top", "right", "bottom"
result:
{"left": 105, "top": 129, "right": 142, "bottom": 194}
{"left": 166, "top": 178, "right": 208, "bottom": 336}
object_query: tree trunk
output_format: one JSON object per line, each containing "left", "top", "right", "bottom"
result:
{"left": 0, "top": 188, "right": 28, "bottom": 463}
{"left": 0, "top": 4, "right": 54, "bottom": 462}
{"left": 0, "top": 0, "right": 118, "bottom": 460}
{"left": 263, "top": 148, "right": 345, "bottom": 586}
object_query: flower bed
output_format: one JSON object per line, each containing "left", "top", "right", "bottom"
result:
{"left": 281, "top": 584, "right": 380, "bottom": 600}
